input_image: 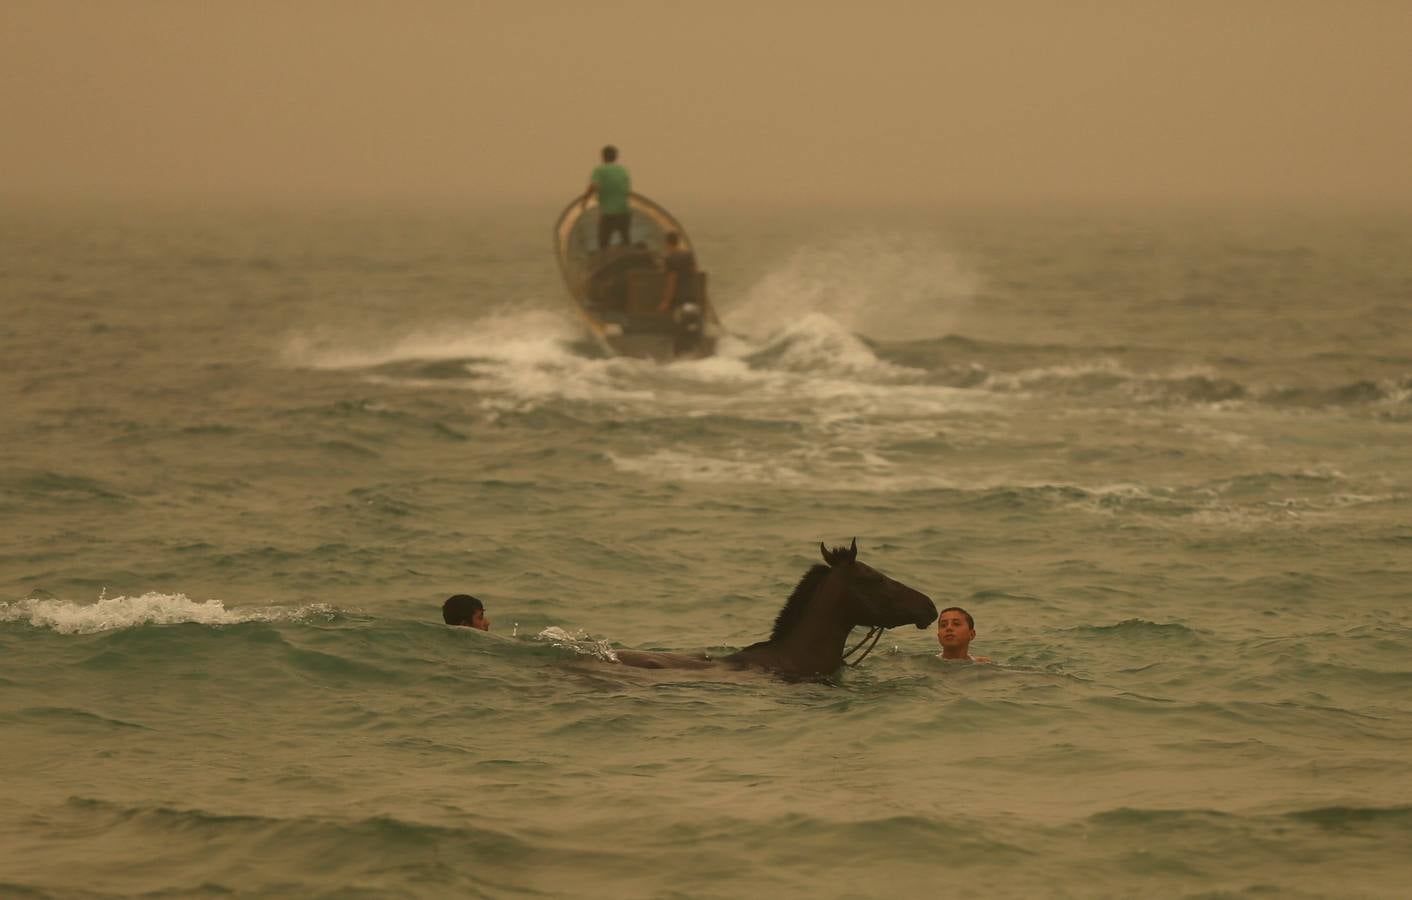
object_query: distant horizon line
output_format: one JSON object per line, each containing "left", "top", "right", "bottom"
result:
{"left": 4, "top": 187, "right": 1411, "bottom": 218}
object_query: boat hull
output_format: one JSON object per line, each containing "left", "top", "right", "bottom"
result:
{"left": 552, "top": 193, "right": 722, "bottom": 362}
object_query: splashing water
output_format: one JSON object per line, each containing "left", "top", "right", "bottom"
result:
{"left": 1, "top": 591, "right": 334, "bottom": 634}
{"left": 731, "top": 232, "right": 978, "bottom": 341}
{"left": 536, "top": 626, "right": 620, "bottom": 662}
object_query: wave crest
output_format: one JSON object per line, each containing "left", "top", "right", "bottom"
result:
{"left": 0, "top": 591, "right": 333, "bottom": 634}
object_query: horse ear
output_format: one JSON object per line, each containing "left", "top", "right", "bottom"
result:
{"left": 820, "top": 540, "right": 856, "bottom": 566}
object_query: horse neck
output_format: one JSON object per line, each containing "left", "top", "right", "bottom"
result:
{"left": 770, "top": 569, "right": 855, "bottom": 667}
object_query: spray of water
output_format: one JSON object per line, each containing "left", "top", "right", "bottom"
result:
{"left": 730, "top": 232, "right": 978, "bottom": 342}
{"left": 1, "top": 590, "right": 333, "bottom": 634}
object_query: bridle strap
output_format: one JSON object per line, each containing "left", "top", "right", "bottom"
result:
{"left": 842, "top": 626, "right": 884, "bottom": 667}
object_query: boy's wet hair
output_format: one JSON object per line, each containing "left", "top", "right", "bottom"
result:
{"left": 602, "top": 145, "right": 618, "bottom": 162}
{"left": 443, "top": 594, "right": 484, "bottom": 626}
{"left": 938, "top": 606, "right": 974, "bottom": 629}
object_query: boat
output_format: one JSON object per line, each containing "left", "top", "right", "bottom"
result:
{"left": 552, "top": 192, "right": 723, "bottom": 361}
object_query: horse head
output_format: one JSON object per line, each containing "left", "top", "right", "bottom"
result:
{"left": 821, "top": 538, "right": 937, "bottom": 631}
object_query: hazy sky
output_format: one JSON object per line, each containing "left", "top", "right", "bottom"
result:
{"left": 3, "top": 1, "right": 1410, "bottom": 209}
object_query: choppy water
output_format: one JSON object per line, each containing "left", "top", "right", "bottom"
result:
{"left": 2, "top": 201, "right": 1410, "bottom": 898}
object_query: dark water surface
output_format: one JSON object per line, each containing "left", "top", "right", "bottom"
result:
{"left": 3, "top": 202, "right": 1410, "bottom": 898}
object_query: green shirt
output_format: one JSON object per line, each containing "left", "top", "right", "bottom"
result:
{"left": 590, "top": 163, "right": 631, "bottom": 215}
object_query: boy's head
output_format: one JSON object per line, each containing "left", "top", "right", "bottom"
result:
{"left": 443, "top": 594, "right": 489, "bottom": 631}
{"left": 936, "top": 606, "right": 975, "bottom": 654}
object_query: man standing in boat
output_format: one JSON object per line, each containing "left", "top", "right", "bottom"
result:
{"left": 580, "top": 145, "right": 632, "bottom": 250}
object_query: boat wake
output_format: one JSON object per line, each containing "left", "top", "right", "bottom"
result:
{"left": 280, "top": 307, "right": 578, "bottom": 372}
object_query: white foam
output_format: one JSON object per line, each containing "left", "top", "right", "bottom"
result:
{"left": 1381, "top": 377, "right": 1412, "bottom": 406}
{"left": 457, "top": 321, "right": 993, "bottom": 424}
{"left": 738, "top": 312, "right": 922, "bottom": 380}
{"left": 982, "top": 360, "right": 1257, "bottom": 411}
{"left": 272, "top": 242, "right": 994, "bottom": 423}
{"left": 281, "top": 307, "right": 579, "bottom": 371}
{"left": 536, "top": 626, "right": 620, "bottom": 662}
{"left": 982, "top": 358, "right": 1128, "bottom": 392}
{"left": 607, "top": 448, "right": 969, "bottom": 493}
{"left": 609, "top": 449, "right": 812, "bottom": 489}
{"left": 0, "top": 591, "right": 333, "bottom": 634}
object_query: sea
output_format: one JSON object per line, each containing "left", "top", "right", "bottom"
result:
{"left": 2, "top": 199, "right": 1410, "bottom": 899}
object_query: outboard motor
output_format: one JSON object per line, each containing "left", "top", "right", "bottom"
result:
{"left": 675, "top": 302, "right": 704, "bottom": 334}
{"left": 672, "top": 302, "right": 705, "bottom": 354}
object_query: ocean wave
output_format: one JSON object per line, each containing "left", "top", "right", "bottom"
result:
{"left": 1087, "top": 806, "right": 1237, "bottom": 829}
{"left": 671, "top": 812, "right": 1027, "bottom": 855}
{"left": 1208, "top": 469, "right": 1348, "bottom": 494}
{"left": 608, "top": 448, "right": 818, "bottom": 490}
{"left": 0, "top": 470, "right": 132, "bottom": 507}
{"left": 42, "top": 798, "right": 1037, "bottom": 895}
{"left": 596, "top": 453, "right": 1408, "bottom": 523}
{"left": 0, "top": 592, "right": 334, "bottom": 634}
{"left": 973, "top": 358, "right": 1250, "bottom": 406}
{"left": 297, "top": 311, "right": 1395, "bottom": 433}
{"left": 606, "top": 446, "right": 969, "bottom": 492}
{"left": 56, "top": 796, "right": 536, "bottom": 878}
{"left": 973, "top": 357, "right": 1412, "bottom": 411}
{"left": 737, "top": 313, "right": 924, "bottom": 381}
{"left": 10, "top": 706, "right": 154, "bottom": 732}
{"left": 992, "top": 475, "right": 1404, "bottom": 526}
{"left": 1089, "top": 803, "right": 1412, "bottom": 834}
{"left": 283, "top": 280, "right": 1408, "bottom": 422}
{"left": 1284, "top": 804, "right": 1412, "bottom": 830}
{"left": 282, "top": 291, "right": 1000, "bottom": 421}
{"left": 729, "top": 231, "right": 978, "bottom": 343}
{"left": 1263, "top": 377, "right": 1412, "bottom": 409}
{"left": 280, "top": 307, "right": 579, "bottom": 371}
{"left": 1072, "top": 619, "right": 1202, "bottom": 640}
{"left": 871, "top": 334, "right": 1412, "bottom": 414}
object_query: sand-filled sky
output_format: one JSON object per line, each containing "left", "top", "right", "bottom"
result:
{"left": 3, "top": 1, "right": 1409, "bottom": 208}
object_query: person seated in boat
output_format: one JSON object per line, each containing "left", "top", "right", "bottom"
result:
{"left": 936, "top": 606, "right": 991, "bottom": 662}
{"left": 658, "top": 231, "right": 699, "bottom": 315}
{"left": 579, "top": 145, "right": 632, "bottom": 251}
{"left": 442, "top": 594, "right": 490, "bottom": 631}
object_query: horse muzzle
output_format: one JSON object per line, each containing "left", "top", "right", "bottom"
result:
{"left": 913, "top": 597, "right": 938, "bottom": 629}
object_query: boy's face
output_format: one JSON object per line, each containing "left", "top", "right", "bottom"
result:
{"left": 470, "top": 609, "right": 489, "bottom": 631}
{"left": 936, "top": 610, "right": 974, "bottom": 651}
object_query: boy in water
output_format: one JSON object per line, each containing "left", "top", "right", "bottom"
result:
{"left": 936, "top": 606, "right": 991, "bottom": 662}
{"left": 442, "top": 594, "right": 490, "bottom": 631}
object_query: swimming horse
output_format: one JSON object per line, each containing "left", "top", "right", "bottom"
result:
{"left": 614, "top": 540, "right": 938, "bottom": 679}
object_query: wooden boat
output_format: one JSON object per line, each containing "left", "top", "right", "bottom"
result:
{"left": 552, "top": 192, "right": 722, "bottom": 361}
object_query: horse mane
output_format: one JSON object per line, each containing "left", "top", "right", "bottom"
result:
{"left": 769, "top": 563, "right": 831, "bottom": 641}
